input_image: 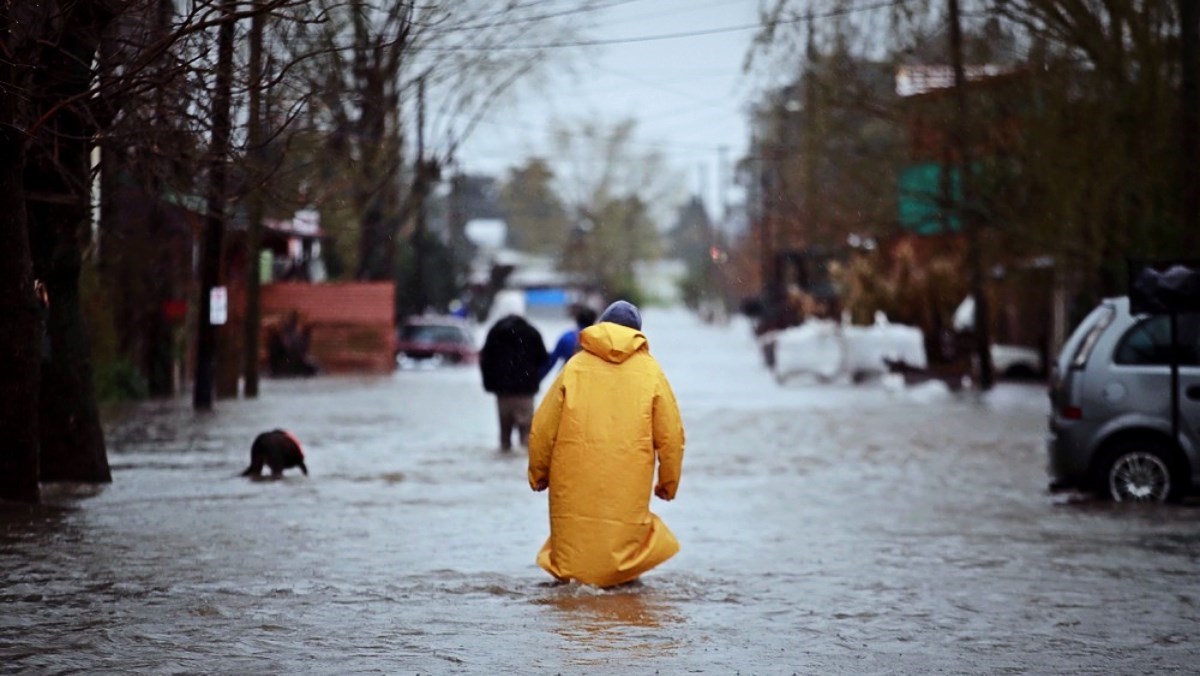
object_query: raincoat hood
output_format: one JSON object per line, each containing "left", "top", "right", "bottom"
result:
{"left": 579, "top": 322, "right": 647, "bottom": 364}
{"left": 597, "top": 300, "right": 642, "bottom": 330}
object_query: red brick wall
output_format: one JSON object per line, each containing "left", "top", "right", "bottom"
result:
{"left": 259, "top": 282, "right": 394, "bottom": 374}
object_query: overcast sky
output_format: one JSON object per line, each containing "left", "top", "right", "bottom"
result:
{"left": 451, "top": 0, "right": 773, "bottom": 219}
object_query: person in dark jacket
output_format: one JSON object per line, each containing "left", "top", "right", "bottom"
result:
{"left": 480, "top": 314, "right": 548, "bottom": 451}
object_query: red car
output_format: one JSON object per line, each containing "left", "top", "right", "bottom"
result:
{"left": 394, "top": 317, "right": 478, "bottom": 367}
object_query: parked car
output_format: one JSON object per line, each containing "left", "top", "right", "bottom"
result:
{"left": 1047, "top": 297, "right": 1200, "bottom": 501}
{"left": 952, "top": 296, "right": 1045, "bottom": 379}
{"left": 394, "top": 316, "right": 477, "bottom": 367}
{"left": 990, "top": 344, "right": 1044, "bottom": 379}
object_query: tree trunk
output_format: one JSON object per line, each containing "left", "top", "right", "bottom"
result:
{"left": 948, "top": 0, "right": 994, "bottom": 390}
{"left": 24, "top": 0, "right": 112, "bottom": 483}
{"left": 144, "top": 199, "right": 175, "bottom": 397}
{"left": 29, "top": 212, "right": 111, "bottom": 482}
{"left": 1180, "top": 0, "right": 1199, "bottom": 251}
{"left": 194, "top": 0, "right": 237, "bottom": 410}
{"left": 357, "top": 198, "right": 394, "bottom": 281}
{"left": 0, "top": 5, "right": 42, "bottom": 502}
{"left": 243, "top": 2, "right": 266, "bottom": 398}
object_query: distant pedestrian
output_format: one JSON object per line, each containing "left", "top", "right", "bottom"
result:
{"left": 528, "top": 300, "right": 685, "bottom": 587}
{"left": 538, "top": 304, "right": 597, "bottom": 381}
{"left": 480, "top": 313, "right": 548, "bottom": 452}
{"left": 268, "top": 311, "right": 317, "bottom": 377}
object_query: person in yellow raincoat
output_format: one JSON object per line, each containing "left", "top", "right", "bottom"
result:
{"left": 528, "top": 300, "right": 685, "bottom": 587}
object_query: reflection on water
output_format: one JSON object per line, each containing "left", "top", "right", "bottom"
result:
{"left": 535, "top": 583, "right": 685, "bottom": 663}
{"left": 0, "top": 502, "right": 74, "bottom": 546}
{"left": 544, "top": 585, "right": 664, "bottom": 627}
{"left": 537, "top": 583, "right": 681, "bottom": 653}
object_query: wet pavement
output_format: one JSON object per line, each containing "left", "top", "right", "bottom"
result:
{"left": 3, "top": 308, "right": 1200, "bottom": 674}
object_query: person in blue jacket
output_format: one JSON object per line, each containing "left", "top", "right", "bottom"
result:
{"left": 539, "top": 304, "right": 597, "bottom": 381}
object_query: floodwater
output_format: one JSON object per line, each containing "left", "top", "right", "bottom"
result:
{"left": 3, "top": 309, "right": 1200, "bottom": 674}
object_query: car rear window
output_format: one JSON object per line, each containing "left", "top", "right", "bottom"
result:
{"left": 1113, "top": 313, "right": 1200, "bottom": 366}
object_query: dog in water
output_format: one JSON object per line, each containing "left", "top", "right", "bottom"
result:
{"left": 242, "top": 429, "right": 308, "bottom": 478}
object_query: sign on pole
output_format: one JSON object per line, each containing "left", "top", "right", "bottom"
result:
{"left": 210, "top": 286, "right": 228, "bottom": 326}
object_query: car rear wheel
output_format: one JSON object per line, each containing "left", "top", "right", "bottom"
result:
{"left": 1098, "top": 438, "right": 1186, "bottom": 503}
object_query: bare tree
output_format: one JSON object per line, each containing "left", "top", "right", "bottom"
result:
{"left": 0, "top": 2, "right": 42, "bottom": 503}
{"left": 20, "top": 0, "right": 118, "bottom": 483}
{"left": 986, "top": 0, "right": 1188, "bottom": 281}
{"left": 0, "top": 0, "right": 302, "bottom": 497}
{"left": 282, "top": 0, "right": 607, "bottom": 282}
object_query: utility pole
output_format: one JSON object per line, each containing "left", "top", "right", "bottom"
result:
{"left": 243, "top": 0, "right": 265, "bottom": 398}
{"left": 411, "top": 75, "right": 428, "bottom": 316}
{"left": 758, "top": 135, "right": 774, "bottom": 313}
{"left": 717, "top": 144, "right": 729, "bottom": 220}
{"left": 194, "top": 0, "right": 236, "bottom": 410}
{"left": 803, "top": 9, "right": 820, "bottom": 246}
{"left": 948, "top": 0, "right": 994, "bottom": 390}
{"left": 1180, "top": 0, "right": 1199, "bottom": 251}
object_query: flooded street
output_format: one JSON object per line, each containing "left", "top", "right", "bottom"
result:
{"left": 4, "top": 308, "right": 1200, "bottom": 674}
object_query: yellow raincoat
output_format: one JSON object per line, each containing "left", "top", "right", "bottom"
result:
{"left": 528, "top": 322, "right": 685, "bottom": 587}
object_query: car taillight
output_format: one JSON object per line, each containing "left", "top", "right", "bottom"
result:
{"left": 1061, "top": 405, "right": 1083, "bottom": 420}
{"left": 1070, "top": 307, "right": 1115, "bottom": 369}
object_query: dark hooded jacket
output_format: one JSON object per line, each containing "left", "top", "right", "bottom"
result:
{"left": 480, "top": 314, "right": 548, "bottom": 395}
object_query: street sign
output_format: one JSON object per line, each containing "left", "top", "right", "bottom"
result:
{"left": 210, "top": 286, "right": 228, "bottom": 326}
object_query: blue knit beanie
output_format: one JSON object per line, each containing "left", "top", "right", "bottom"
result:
{"left": 598, "top": 300, "right": 642, "bottom": 330}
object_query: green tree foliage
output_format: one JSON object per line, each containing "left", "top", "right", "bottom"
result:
{"left": 498, "top": 158, "right": 570, "bottom": 255}
{"left": 669, "top": 197, "right": 720, "bottom": 309}
{"left": 552, "top": 118, "right": 679, "bottom": 298}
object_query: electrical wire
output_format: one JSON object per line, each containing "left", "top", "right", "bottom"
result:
{"left": 428, "top": 0, "right": 642, "bottom": 35}
{"left": 472, "top": 114, "right": 741, "bottom": 153}
{"left": 420, "top": 0, "right": 910, "bottom": 51}
{"left": 602, "top": 0, "right": 750, "bottom": 29}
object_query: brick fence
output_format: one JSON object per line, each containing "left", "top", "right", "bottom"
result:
{"left": 258, "top": 282, "right": 395, "bottom": 374}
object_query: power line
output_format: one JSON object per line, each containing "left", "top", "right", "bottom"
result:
{"left": 603, "top": 0, "right": 749, "bottom": 28}
{"left": 472, "top": 115, "right": 739, "bottom": 153}
{"left": 590, "top": 63, "right": 741, "bottom": 106}
{"left": 430, "top": 0, "right": 642, "bottom": 35}
{"left": 422, "top": 0, "right": 909, "bottom": 51}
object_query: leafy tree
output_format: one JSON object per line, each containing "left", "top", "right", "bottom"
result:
{"left": 498, "top": 158, "right": 570, "bottom": 255}
{"left": 669, "top": 196, "right": 721, "bottom": 309}
{"left": 551, "top": 118, "right": 680, "bottom": 298}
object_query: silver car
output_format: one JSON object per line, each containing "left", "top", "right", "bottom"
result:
{"left": 1047, "top": 297, "right": 1200, "bottom": 501}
